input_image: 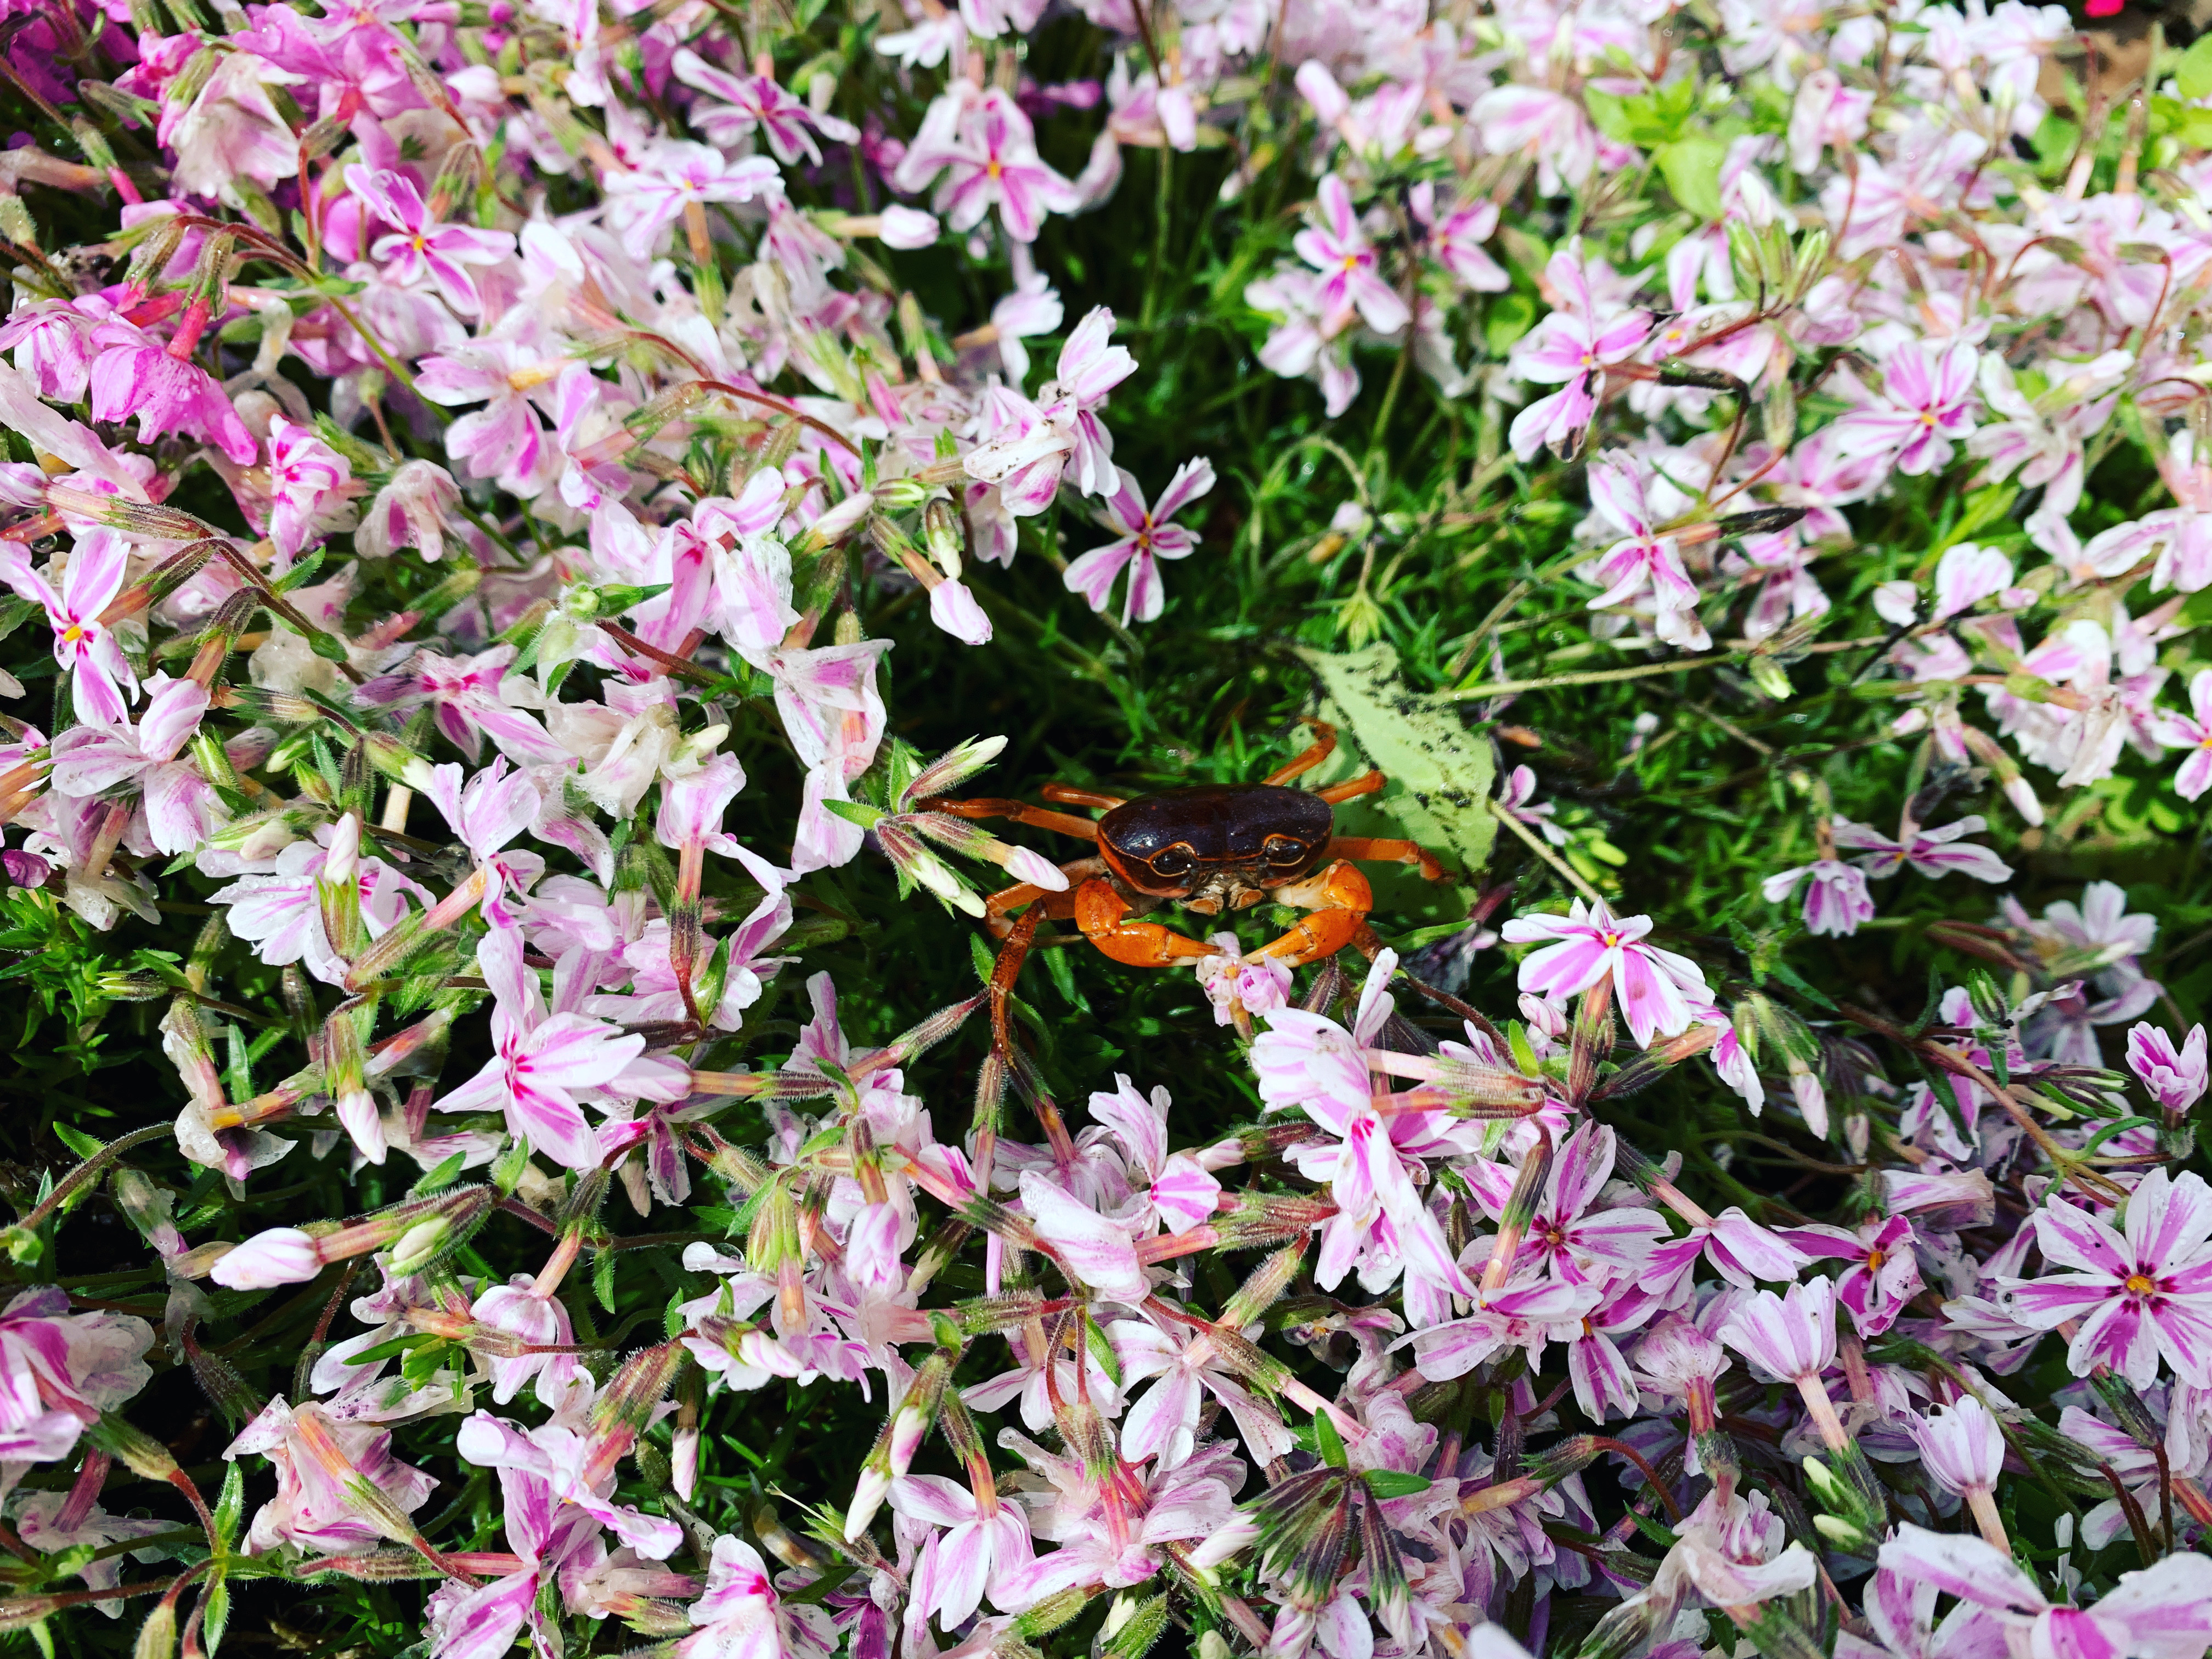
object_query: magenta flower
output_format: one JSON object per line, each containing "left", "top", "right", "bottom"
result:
{"left": 264, "top": 416, "right": 352, "bottom": 562}
{"left": 1499, "top": 898, "right": 1712, "bottom": 1046}
{"left": 2130, "top": 1022, "right": 2209, "bottom": 1114}
{"left": 1762, "top": 859, "right": 1876, "bottom": 936}
{"left": 433, "top": 923, "right": 647, "bottom": 1169}
{"left": 48, "top": 673, "right": 221, "bottom": 855}
{"left": 1776, "top": 1213, "right": 1923, "bottom": 1336}
{"left": 2002, "top": 1168, "right": 2212, "bottom": 1387}
{"left": 1581, "top": 456, "right": 1704, "bottom": 647}
{"left": 358, "top": 644, "right": 564, "bottom": 766}
{"left": 347, "top": 168, "right": 516, "bottom": 315}
{"left": 2155, "top": 668, "right": 2212, "bottom": 801}
{"left": 1506, "top": 251, "right": 1651, "bottom": 461}
{"left": 889, "top": 1476, "right": 1033, "bottom": 1630}
{"left": 1469, "top": 1122, "right": 1667, "bottom": 1286}
{"left": 1903, "top": 1395, "right": 2006, "bottom": 1502}
{"left": 1062, "top": 459, "right": 1212, "bottom": 624}
{"left": 671, "top": 48, "right": 858, "bottom": 164}
{"left": 226, "top": 1395, "right": 437, "bottom": 1558}
{"left": 1876, "top": 1523, "right": 2212, "bottom": 1659}
{"left": 602, "top": 140, "right": 782, "bottom": 262}
{"left": 676, "top": 1533, "right": 824, "bottom": 1659}
{"left": 87, "top": 317, "right": 258, "bottom": 464}
{"left": 1830, "top": 341, "right": 1981, "bottom": 476}
{"left": 1832, "top": 815, "right": 2013, "bottom": 884}
{"left": 1293, "top": 174, "right": 1409, "bottom": 337}
{"left": 900, "top": 87, "right": 1074, "bottom": 244}
{"left": 0, "top": 533, "right": 138, "bottom": 726}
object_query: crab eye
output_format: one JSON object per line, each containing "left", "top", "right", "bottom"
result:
{"left": 1148, "top": 845, "right": 1196, "bottom": 879}
{"left": 1263, "top": 836, "right": 1309, "bottom": 866}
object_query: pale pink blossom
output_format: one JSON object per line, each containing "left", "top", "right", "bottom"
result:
{"left": 1499, "top": 899, "right": 1712, "bottom": 1046}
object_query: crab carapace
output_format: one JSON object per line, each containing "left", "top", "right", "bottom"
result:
{"left": 921, "top": 720, "right": 1449, "bottom": 970}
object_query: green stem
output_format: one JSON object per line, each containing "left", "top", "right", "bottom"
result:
{"left": 1142, "top": 146, "right": 1173, "bottom": 330}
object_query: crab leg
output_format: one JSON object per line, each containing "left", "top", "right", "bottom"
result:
{"left": 1252, "top": 859, "right": 1373, "bottom": 966}
{"left": 980, "top": 856, "right": 1104, "bottom": 939}
{"left": 1261, "top": 718, "right": 1337, "bottom": 786}
{"left": 917, "top": 795, "right": 1101, "bottom": 840}
{"left": 1328, "top": 835, "right": 1451, "bottom": 882}
{"left": 1073, "top": 878, "right": 1223, "bottom": 965}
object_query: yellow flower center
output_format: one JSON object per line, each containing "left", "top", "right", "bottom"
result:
{"left": 2126, "top": 1273, "right": 2157, "bottom": 1296}
{"left": 60, "top": 624, "right": 83, "bottom": 644}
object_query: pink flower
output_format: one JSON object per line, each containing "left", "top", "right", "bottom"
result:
{"left": 1499, "top": 898, "right": 1712, "bottom": 1046}
{"left": 1832, "top": 816, "right": 2013, "bottom": 884}
{"left": 473, "top": 1278, "right": 582, "bottom": 1407}
{"left": 1506, "top": 253, "right": 1651, "bottom": 461}
{"left": 671, "top": 49, "right": 858, "bottom": 164}
{"left": 227, "top": 1395, "right": 437, "bottom": 1558}
{"left": 1255, "top": 952, "right": 1475, "bottom": 1296}
{"left": 1776, "top": 1214, "right": 1923, "bottom": 1337}
{"left": 1875, "top": 1522, "right": 2212, "bottom": 1659}
{"left": 2002, "top": 1168, "right": 2212, "bottom": 1387}
{"left": 963, "top": 308, "right": 1134, "bottom": 515}
{"left": 347, "top": 168, "right": 516, "bottom": 315}
{"left": 1761, "top": 860, "right": 1875, "bottom": 936}
{"left": 48, "top": 673, "right": 221, "bottom": 855}
{"left": 359, "top": 645, "right": 563, "bottom": 766}
{"left": 1468, "top": 1122, "right": 1667, "bottom": 1286}
{"left": 2156, "top": 668, "right": 2212, "bottom": 801}
{"left": 2130, "top": 1022, "right": 2209, "bottom": 1114}
{"left": 1106, "top": 1313, "right": 1293, "bottom": 1471}
{"left": 602, "top": 141, "right": 782, "bottom": 262}
{"left": 433, "top": 924, "right": 647, "bottom": 1169}
{"left": 889, "top": 1476, "right": 1034, "bottom": 1629}
{"left": 1017, "top": 1170, "right": 1148, "bottom": 1301}
{"left": 87, "top": 318, "right": 257, "bottom": 464}
{"left": 1903, "top": 1395, "right": 2006, "bottom": 1499}
{"left": 1581, "top": 456, "right": 1705, "bottom": 648}
{"left": 1830, "top": 342, "right": 1981, "bottom": 476}
{"left": 0, "top": 1288, "right": 151, "bottom": 1464}
{"left": 899, "top": 87, "right": 1074, "bottom": 243}
{"left": 1293, "top": 174, "right": 1409, "bottom": 337}
{"left": 356, "top": 460, "right": 463, "bottom": 561}
{"left": 1717, "top": 1277, "right": 1837, "bottom": 1384}
{"left": 1063, "top": 460, "right": 1212, "bottom": 624}
{"left": 1931, "top": 541, "right": 2016, "bottom": 623}
{"left": 1193, "top": 932, "right": 1293, "bottom": 1025}
{"left": 1084, "top": 1076, "right": 1221, "bottom": 1235}
{"left": 264, "top": 416, "right": 352, "bottom": 562}
{"left": 1411, "top": 181, "right": 1507, "bottom": 293}
{"left": 0, "top": 533, "right": 138, "bottom": 725}
{"left": 676, "top": 1533, "right": 818, "bottom": 1659}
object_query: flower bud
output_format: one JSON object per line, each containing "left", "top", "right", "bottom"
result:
{"left": 208, "top": 1227, "right": 322, "bottom": 1289}
{"left": 388, "top": 1217, "right": 450, "bottom": 1274}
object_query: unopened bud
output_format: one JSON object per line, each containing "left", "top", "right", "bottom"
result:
{"left": 208, "top": 1226, "right": 321, "bottom": 1289}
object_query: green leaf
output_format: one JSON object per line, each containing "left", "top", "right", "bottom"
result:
{"left": 1482, "top": 291, "right": 1537, "bottom": 357}
{"left": 408, "top": 1152, "right": 466, "bottom": 1198}
{"left": 214, "top": 1459, "right": 246, "bottom": 1549}
{"left": 1296, "top": 643, "right": 1496, "bottom": 887}
{"left": 1656, "top": 136, "right": 1726, "bottom": 223}
{"left": 2180, "top": 33, "right": 2212, "bottom": 100}
{"left": 1363, "top": 1470, "right": 1432, "bottom": 1498}
{"left": 50, "top": 1122, "right": 104, "bottom": 1160}
{"left": 1314, "top": 1408, "right": 1348, "bottom": 1469}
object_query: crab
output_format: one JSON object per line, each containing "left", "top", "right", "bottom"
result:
{"left": 921, "top": 720, "right": 1451, "bottom": 972}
